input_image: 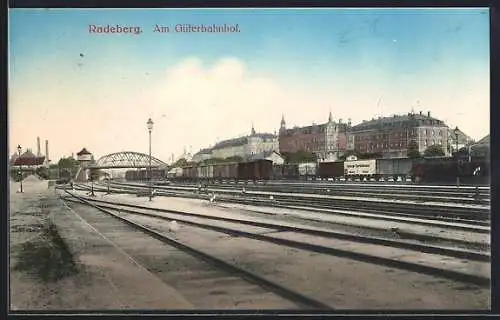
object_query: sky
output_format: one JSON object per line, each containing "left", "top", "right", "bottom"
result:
{"left": 8, "top": 8, "right": 490, "bottom": 163}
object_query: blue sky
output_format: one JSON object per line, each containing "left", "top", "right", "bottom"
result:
{"left": 8, "top": 8, "right": 490, "bottom": 162}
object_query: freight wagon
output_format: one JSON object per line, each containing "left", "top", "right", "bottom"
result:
{"left": 237, "top": 159, "right": 273, "bottom": 182}
{"left": 318, "top": 161, "right": 344, "bottom": 180}
{"left": 167, "top": 167, "right": 183, "bottom": 179}
{"left": 298, "top": 162, "right": 317, "bottom": 179}
{"left": 411, "top": 157, "right": 489, "bottom": 184}
{"left": 213, "top": 162, "right": 239, "bottom": 182}
{"left": 271, "top": 164, "right": 300, "bottom": 180}
{"left": 375, "top": 158, "right": 414, "bottom": 181}
{"left": 344, "top": 160, "right": 376, "bottom": 179}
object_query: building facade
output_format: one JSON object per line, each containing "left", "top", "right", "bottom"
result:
{"left": 350, "top": 111, "right": 450, "bottom": 158}
{"left": 278, "top": 112, "right": 350, "bottom": 161}
{"left": 197, "top": 126, "right": 279, "bottom": 161}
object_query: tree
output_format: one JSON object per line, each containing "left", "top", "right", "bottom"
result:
{"left": 358, "top": 152, "right": 382, "bottom": 160}
{"left": 224, "top": 156, "right": 243, "bottom": 163}
{"left": 407, "top": 140, "right": 421, "bottom": 159}
{"left": 285, "top": 150, "right": 317, "bottom": 163}
{"left": 172, "top": 158, "right": 188, "bottom": 167}
{"left": 424, "top": 145, "right": 445, "bottom": 157}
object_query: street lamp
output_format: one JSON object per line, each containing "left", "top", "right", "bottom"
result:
{"left": 147, "top": 118, "right": 154, "bottom": 201}
{"left": 89, "top": 170, "right": 95, "bottom": 197}
{"left": 17, "top": 145, "right": 23, "bottom": 193}
{"left": 454, "top": 126, "right": 460, "bottom": 188}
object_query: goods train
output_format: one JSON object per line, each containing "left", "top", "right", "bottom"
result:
{"left": 125, "top": 156, "right": 489, "bottom": 184}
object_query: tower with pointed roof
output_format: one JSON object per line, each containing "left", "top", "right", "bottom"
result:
{"left": 325, "top": 110, "right": 339, "bottom": 160}
{"left": 279, "top": 115, "right": 286, "bottom": 135}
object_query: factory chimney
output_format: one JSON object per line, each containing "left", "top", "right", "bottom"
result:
{"left": 45, "top": 140, "right": 50, "bottom": 162}
{"left": 37, "top": 137, "right": 41, "bottom": 157}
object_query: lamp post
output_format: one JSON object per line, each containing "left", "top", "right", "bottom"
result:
{"left": 147, "top": 118, "right": 154, "bottom": 201}
{"left": 17, "top": 145, "right": 23, "bottom": 193}
{"left": 454, "top": 126, "right": 460, "bottom": 188}
{"left": 90, "top": 170, "right": 95, "bottom": 196}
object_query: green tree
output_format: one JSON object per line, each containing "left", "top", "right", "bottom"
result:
{"left": 286, "top": 150, "right": 317, "bottom": 163}
{"left": 407, "top": 140, "right": 421, "bottom": 159}
{"left": 424, "top": 144, "right": 445, "bottom": 157}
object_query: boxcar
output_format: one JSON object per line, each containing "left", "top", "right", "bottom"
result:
{"left": 298, "top": 162, "right": 317, "bottom": 179}
{"left": 376, "top": 158, "right": 413, "bottom": 180}
{"left": 238, "top": 159, "right": 273, "bottom": 181}
{"left": 318, "top": 161, "right": 344, "bottom": 179}
{"left": 213, "top": 162, "right": 238, "bottom": 181}
{"left": 272, "top": 164, "right": 284, "bottom": 180}
{"left": 197, "top": 165, "right": 214, "bottom": 181}
{"left": 182, "top": 165, "right": 197, "bottom": 182}
{"left": 282, "top": 164, "right": 299, "bottom": 180}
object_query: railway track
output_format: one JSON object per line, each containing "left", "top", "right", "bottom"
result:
{"left": 62, "top": 191, "right": 490, "bottom": 290}
{"left": 61, "top": 191, "right": 332, "bottom": 310}
{"left": 118, "top": 180, "right": 490, "bottom": 205}
{"left": 91, "top": 182, "right": 490, "bottom": 224}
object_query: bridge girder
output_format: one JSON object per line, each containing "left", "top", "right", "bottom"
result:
{"left": 93, "top": 151, "right": 167, "bottom": 169}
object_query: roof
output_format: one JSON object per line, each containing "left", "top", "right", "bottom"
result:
{"left": 77, "top": 148, "right": 91, "bottom": 155}
{"left": 477, "top": 134, "right": 489, "bottom": 145}
{"left": 282, "top": 123, "right": 327, "bottom": 136}
{"left": 20, "top": 150, "right": 37, "bottom": 158}
{"left": 13, "top": 156, "right": 46, "bottom": 166}
{"left": 250, "top": 133, "right": 277, "bottom": 140}
{"left": 213, "top": 136, "right": 248, "bottom": 150}
{"left": 194, "top": 148, "right": 212, "bottom": 156}
{"left": 247, "top": 150, "right": 283, "bottom": 161}
{"left": 448, "top": 128, "right": 472, "bottom": 144}
{"left": 352, "top": 113, "right": 447, "bottom": 131}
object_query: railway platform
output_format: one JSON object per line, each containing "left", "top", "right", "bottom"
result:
{"left": 9, "top": 179, "right": 193, "bottom": 310}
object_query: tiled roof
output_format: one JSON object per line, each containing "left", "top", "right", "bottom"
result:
{"left": 13, "top": 156, "right": 46, "bottom": 166}
{"left": 283, "top": 124, "right": 327, "bottom": 135}
{"left": 352, "top": 113, "right": 446, "bottom": 131}
{"left": 251, "top": 133, "right": 277, "bottom": 140}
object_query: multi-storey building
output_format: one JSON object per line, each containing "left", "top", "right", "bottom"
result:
{"left": 193, "top": 126, "right": 279, "bottom": 161}
{"left": 350, "top": 111, "right": 450, "bottom": 158}
{"left": 278, "top": 112, "right": 351, "bottom": 161}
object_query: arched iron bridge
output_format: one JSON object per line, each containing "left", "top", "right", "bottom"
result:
{"left": 90, "top": 151, "right": 167, "bottom": 169}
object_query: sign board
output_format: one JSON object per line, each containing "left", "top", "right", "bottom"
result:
{"left": 344, "top": 159, "right": 376, "bottom": 175}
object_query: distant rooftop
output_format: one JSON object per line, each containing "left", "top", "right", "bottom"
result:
{"left": 13, "top": 156, "right": 45, "bottom": 166}
{"left": 352, "top": 112, "right": 446, "bottom": 131}
{"left": 77, "top": 148, "right": 92, "bottom": 156}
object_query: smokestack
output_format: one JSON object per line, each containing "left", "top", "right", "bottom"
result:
{"left": 37, "top": 137, "right": 41, "bottom": 157}
{"left": 45, "top": 140, "right": 49, "bottom": 162}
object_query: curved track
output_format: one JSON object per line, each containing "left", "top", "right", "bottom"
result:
{"left": 62, "top": 191, "right": 333, "bottom": 310}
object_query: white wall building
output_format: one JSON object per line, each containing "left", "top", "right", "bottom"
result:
{"left": 200, "top": 125, "right": 279, "bottom": 161}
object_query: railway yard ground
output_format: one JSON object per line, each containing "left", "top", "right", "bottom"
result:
{"left": 9, "top": 178, "right": 491, "bottom": 311}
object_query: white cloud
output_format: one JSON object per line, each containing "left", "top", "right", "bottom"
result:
{"left": 9, "top": 56, "right": 489, "bottom": 163}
